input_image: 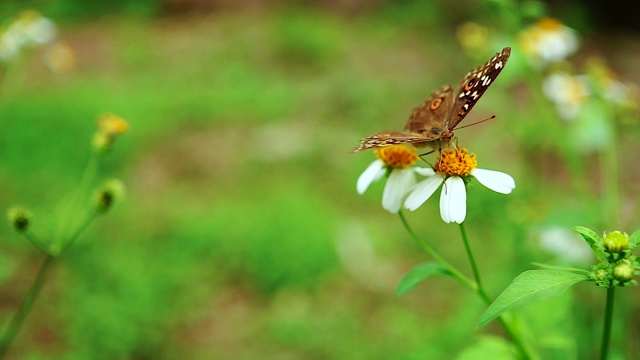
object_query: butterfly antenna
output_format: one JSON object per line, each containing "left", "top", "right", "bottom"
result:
{"left": 456, "top": 115, "right": 496, "bottom": 130}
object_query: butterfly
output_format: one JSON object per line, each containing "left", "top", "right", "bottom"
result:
{"left": 353, "top": 47, "right": 511, "bottom": 152}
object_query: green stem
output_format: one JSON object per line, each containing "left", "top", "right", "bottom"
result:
{"left": 459, "top": 223, "right": 482, "bottom": 288}
{"left": 458, "top": 223, "right": 534, "bottom": 360}
{"left": 600, "top": 286, "right": 615, "bottom": 360}
{"left": 399, "top": 213, "right": 533, "bottom": 359}
{"left": 64, "top": 210, "right": 98, "bottom": 251}
{"left": 601, "top": 130, "right": 620, "bottom": 229}
{"left": 398, "top": 211, "right": 475, "bottom": 291}
{"left": 56, "top": 154, "right": 100, "bottom": 246}
{"left": 0, "top": 255, "right": 57, "bottom": 357}
{"left": 23, "top": 232, "right": 49, "bottom": 255}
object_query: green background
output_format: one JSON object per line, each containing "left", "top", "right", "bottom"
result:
{"left": 0, "top": 0, "right": 638, "bottom": 359}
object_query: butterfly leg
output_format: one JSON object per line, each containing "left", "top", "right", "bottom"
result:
{"left": 452, "top": 136, "right": 459, "bottom": 149}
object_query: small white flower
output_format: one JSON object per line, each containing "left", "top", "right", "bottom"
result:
{"left": 7, "top": 11, "right": 57, "bottom": 47}
{"left": 404, "top": 148, "right": 515, "bottom": 224}
{"left": 520, "top": 18, "right": 579, "bottom": 66}
{"left": 356, "top": 146, "right": 433, "bottom": 214}
{"left": 0, "top": 11, "right": 56, "bottom": 62}
{"left": 543, "top": 72, "right": 589, "bottom": 121}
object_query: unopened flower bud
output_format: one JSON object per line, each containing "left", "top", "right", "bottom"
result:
{"left": 594, "top": 268, "right": 608, "bottom": 282}
{"left": 7, "top": 207, "right": 32, "bottom": 232}
{"left": 92, "top": 113, "right": 128, "bottom": 153}
{"left": 603, "top": 231, "right": 629, "bottom": 254}
{"left": 96, "top": 180, "right": 125, "bottom": 212}
{"left": 612, "top": 262, "right": 635, "bottom": 284}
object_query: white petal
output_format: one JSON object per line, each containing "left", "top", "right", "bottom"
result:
{"left": 440, "top": 176, "right": 466, "bottom": 224}
{"left": 413, "top": 167, "right": 436, "bottom": 177}
{"left": 472, "top": 168, "right": 516, "bottom": 194}
{"left": 356, "top": 160, "right": 385, "bottom": 195}
{"left": 382, "top": 168, "right": 415, "bottom": 213}
{"left": 404, "top": 175, "right": 443, "bottom": 211}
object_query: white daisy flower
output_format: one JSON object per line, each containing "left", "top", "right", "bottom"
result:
{"left": 357, "top": 145, "right": 434, "bottom": 214}
{"left": 0, "top": 10, "right": 56, "bottom": 62}
{"left": 520, "top": 18, "right": 579, "bottom": 66}
{"left": 404, "top": 147, "right": 515, "bottom": 224}
{"left": 542, "top": 72, "right": 589, "bottom": 121}
{"left": 7, "top": 10, "right": 57, "bottom": 47}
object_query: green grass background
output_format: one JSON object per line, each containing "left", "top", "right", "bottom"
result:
{"left": 0, "top": 1, "right": 638, "bottom": 359}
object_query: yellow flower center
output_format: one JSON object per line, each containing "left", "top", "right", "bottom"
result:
{"left": 435, "top": 147, "right": 477, "bottom": 176}
{"left": 374, "top": 145, "right": 418, "bottom": 169}
{"left": 536, "top": 17, "right": 562, "bottom": 31}
{"left": 97, "top": 113, "right": 129, "bottom": 135}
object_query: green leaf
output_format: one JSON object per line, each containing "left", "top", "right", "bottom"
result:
{"left": 478, "top": 270, "right": 588, "bottom": 328}
{"left": 629, "top": 230, "right": 640, "bottom": 247}
{"left": 572, "top": 226, "right": 600, "bottom": 247}
{"left": 531, "top": 262, "right": 589, "bottom": 274}
{"left": 456, "top": 336, "right": 515, "bottom": 360}
{"left": 396, "top": 262, "right": 452, "bottom": 295}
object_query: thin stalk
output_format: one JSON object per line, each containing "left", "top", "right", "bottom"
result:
{"left": 398, "top": 211, "right": 475, "bottom": 291}
{"left": 63, "top": 210, "right": 98, "bottom": 251}
{"left": 458, "top": 223, "right": 534, "bottom": 360}
{"left": 23, "top": 232, "right": 49, "bottom": 255}
{"left": 459, "top": 223, "right": 482, "bottom": 288}
{"left": 0, "top": 255, "right": 56, "bottom": 357}
{"left": 600, "top": 286, "right": 615, "bottom": 360}
{"left": 56, "top": 153, "right": 99, "bottom": 245}
{"left": 600, "top": 131, "right": 621, "bottom": 229}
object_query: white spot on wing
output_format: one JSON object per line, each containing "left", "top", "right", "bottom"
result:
{"left": 495, "top": 61, "right": 503, "bottom": 69}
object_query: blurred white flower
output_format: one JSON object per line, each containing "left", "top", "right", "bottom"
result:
{"left": 0, "top": 32, "right": 21, "bottom": 61}
{"left": 537, "top": 226, "right": 593, "bottom": 265}
{"left": 543, "top": 72, "right": 589, "bottom": 121}
{"left": 404, "top": 148, "right": 515, "bottom": 224}
{"left": 586, "top": 59, "right": 636, "bottom": 108}
{"left": 357, "top": 145, "right": 433, "bottom": 214}
{"left": 520, "top": 18, "right": 578, "bottom": 66}
{"left": 0, "top": 10, "right": 56, "bottom": 62}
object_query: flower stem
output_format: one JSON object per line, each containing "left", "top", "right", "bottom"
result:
{"left": 56, "top": 153, "right": 99, "bottom": 247}
{"left": 459, "top": 223, "right": 482, "bottom": 288}
{"left": 0, "top": 254, "right": 56, "bottom": 357}
{"left": 601, "top": 132, "right": 621, "bottom": 229}
{"left": 398, "top": 211, "right": 475, "bottom": 291}
{"left": 458, "top": 223, "right": 534, "bottom": 360}
{"left": 600, "top": 286, "right": 615, "bottom": 360}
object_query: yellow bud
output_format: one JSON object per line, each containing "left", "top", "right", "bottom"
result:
{"left": 603, "top": 231, "right": 629, "bottom": 254}
{"left": 612, "top": 262, "right": 635, "bottom": 284}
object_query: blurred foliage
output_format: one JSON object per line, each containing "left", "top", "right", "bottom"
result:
{"left": 0, "top": 0, "right": 161, "bottom": 19}
{"left": 0, "top": 0, "right": 638, "bottom": 359}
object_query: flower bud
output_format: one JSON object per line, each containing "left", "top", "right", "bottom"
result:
{"left": 603, "top": 231, "right": 629, "bottom": 254}
{"left": 612, "top": 262, "right": 635, "bottom": 284}
{"left": 7, "top": 206, "right": 32, "bottom": 232}
{"left": 92, "top": 113, "right": 128, "bottom": 153}
{"left": 95, "top": 180, "right": 125, "bottom": 213}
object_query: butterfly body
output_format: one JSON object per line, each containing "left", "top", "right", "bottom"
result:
{"left": 353, "top": 47, "right": 511, "bottom": 152}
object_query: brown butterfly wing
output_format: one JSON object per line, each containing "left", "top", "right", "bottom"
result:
{"left": 352, "top": 47, "right": 511, "bottom": 152}
{"left": 404, "top": 84, "right": 454, "bottom": 136}
{"left": 446, "top": 47, "right": 511, "bottom": 130}
{"left": 352, "top": 131, "right": 431, "bottom": 152}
